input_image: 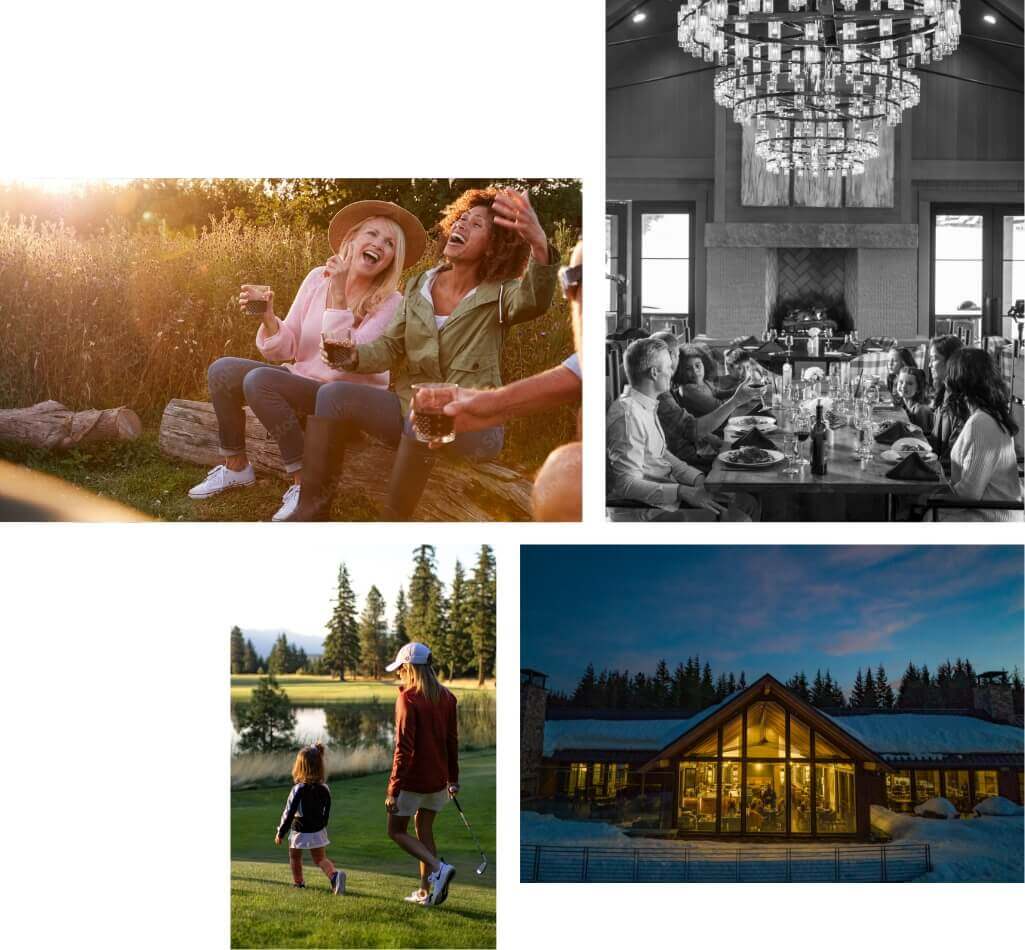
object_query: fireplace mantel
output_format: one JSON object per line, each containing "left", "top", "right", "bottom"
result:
{"left": 705, "top": 223, "right": 919, "bottom": 249}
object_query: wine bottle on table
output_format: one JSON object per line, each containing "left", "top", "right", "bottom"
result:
{"left": 811, "top": 400, "right": 828, "bottom": 476}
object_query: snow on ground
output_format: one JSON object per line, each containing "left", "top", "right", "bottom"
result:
{"left": 870, "top": 805, "right": 1024, "bottom": 882}
{"left": 974, "top": 796, "right": 1024, "bottom": 817}
{"left": 828, "top": 713, "right": 1023, "bottom": 758}
{"left": 522, "top": 810, "right": 1024, "bottom": 882}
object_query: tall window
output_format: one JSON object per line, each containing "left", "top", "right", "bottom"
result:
{"left": 606, "top": 204, "right": 627, "bottom": 325}
{"left": 932, "top": 203, "right": 1025, "bottom": 337}
{"left": 885, "top": 770, "right": 912, "bottom": 813}
{"left": 944, "top": 770, "right": 971, "bottom": 814}
{"left": 934, "top": 214, "right": 983, "bottom": 319}
{"left": 975, "top": 770, "right": 999, "bottom": 802}
{"left": 640, "top": 211, "right": 691, "bottom": 324}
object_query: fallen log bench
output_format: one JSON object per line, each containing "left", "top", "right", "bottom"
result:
{"left": 0, "top": 400, "right": 143, "bottom": 450}
{"left": 158, "top": 398, "right": 533, "bottom": 522}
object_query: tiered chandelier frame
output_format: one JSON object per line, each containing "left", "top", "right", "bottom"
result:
{"left": 677, "top": 1, "right": 962, "bottom": 175}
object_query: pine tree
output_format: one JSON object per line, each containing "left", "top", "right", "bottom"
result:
{"left": 654, "top": 659, "right": 671, "bottom": 707}
{"left": 825, "top": 671, "right": 845, "bottom": 707}
{"left": 324, "top": 564, "right": 360, "bottom": 681}
{"left": 876, "top": 664, "right": 895, "bottom": 710}
{"left": 897, "top": 662, "right": 921, "bottom": 708}
{"left": 468, "top": 544, "right": 497, "bottom": 686}
{"left": 727, "top": 672, "right": 737, "bottom": 695}
{"left": 850, "top": 669, "right": 865, "bottom": 708}
{"left": 863, "top": 668, "right": 879, "bottom": 708}
{"left": 714, "top": 672, "right": 729, "bottom": 702}
{"left": 444, "top": 561, "right": 475, "bottom": 680}
{"left": 811, "top": 669, "right": 826, "bottom": 707}
{"left": 357, "top": 586, "right": 388, "bottom": 678}
{"left": 573, "top": 664, "right": 597, "bottom": 706}
{"left": 785, "top": 672, "right": 810, "bottom": 702}
{"left": 233, "top": 675, "right": 295, "bottom": 753}
{"left": 738, "top": 671, "right": 747, "bottom": 690}
{"left": 230, "top": 625, "right": 246, "bottom": 674}
{"left": 393, "top": 587, "right": 410, "bottom": 648}
{"left": 267, "top": 633, "right": 289, "bottom": 675}
{"left": 407, "top": 545, "right": 441, "bottom": 644}
{"left": 243, "top": 639, "right": 260, "bottom": 674}
{"left": 700, "top": 662, "right": 716, "bottom": 709}
{"left": 672, "top": 663, "right": 687, "bottom": 706}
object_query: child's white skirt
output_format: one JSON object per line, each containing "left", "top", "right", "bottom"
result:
{"left": 288, "top": 828, "right": 330, "bottom": 849}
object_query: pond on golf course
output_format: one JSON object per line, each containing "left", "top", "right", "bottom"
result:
{"left": 231, "top": 698, "right": 496, "bottom": 753}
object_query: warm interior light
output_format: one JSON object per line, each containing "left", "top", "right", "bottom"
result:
{"left": 983, "top": 14, "right": 997, "bottom": 24}
{"left": 632, "top": 11, "right": 647, "bottom": 23}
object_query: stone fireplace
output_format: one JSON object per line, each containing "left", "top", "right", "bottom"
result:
{"left": 705, "top": 223, "right": 920, "bottom": 340}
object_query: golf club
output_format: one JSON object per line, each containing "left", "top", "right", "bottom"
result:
{"left": 450, "top": 796, "right": 487, "bottom": 875}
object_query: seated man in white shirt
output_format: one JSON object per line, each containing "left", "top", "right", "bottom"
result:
{"left": 607, "top": 337, "right": 759, "bottom": 522}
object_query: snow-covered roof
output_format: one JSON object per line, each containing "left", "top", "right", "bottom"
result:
{"left": 543, "top": 692, "right": 738, "bottom": 757}
{"left": 826, "top": 714, "right": 1023, "bottom": 759}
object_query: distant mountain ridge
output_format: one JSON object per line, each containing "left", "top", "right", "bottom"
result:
{"left": 242, "top": 628, "right": 324, "bottom": 659}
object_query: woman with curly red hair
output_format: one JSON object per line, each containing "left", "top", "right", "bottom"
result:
{"left": 283, "top": 187, "right": 559, "bottom": 521}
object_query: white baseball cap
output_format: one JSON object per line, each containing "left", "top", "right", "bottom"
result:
{"left": 385, "top": 641, "right": 432, "bottom": 672}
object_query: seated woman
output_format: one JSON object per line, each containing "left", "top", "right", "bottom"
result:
{"left": 286, "top": 188, "right": 558, "bottom": 521}
{"left": 673, "top": 343, "right": 723, "bottom": 417}
{"left": 894, "top": 366, "right": 934, "bottom": 433}
{"left": 926, "top": 334, "right": 963, "bottom": 467}
{"left": 188, "top": 201, "right": 425, "bottom": 521}
{"left": 885, "top": 345, "right": 917, "bottom": 394}
{"left": 937, "top": 348, "right": 1022, "bottom": 522}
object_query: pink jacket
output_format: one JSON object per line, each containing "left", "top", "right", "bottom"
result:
{"left": 255, "top": 266, "right": 400, "bottom": 388}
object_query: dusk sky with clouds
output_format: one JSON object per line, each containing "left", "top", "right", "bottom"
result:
{"left": 521, "top": 546, "right": 1024, "bottom": 696}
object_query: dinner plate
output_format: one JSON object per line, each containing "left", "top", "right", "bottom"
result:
{"left": 727, "top": 415, "right": 777, "bottom": 433}
{"left": 882, "top": 449, "right": 938, "bottom": 463}
{"left": 718, "top": 448, "right": 785, "bottom": 469}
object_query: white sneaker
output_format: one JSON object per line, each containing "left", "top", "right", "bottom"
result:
{"left": 331, "top": 870, "right": 346, "bottom": 895}
{"left": 426, "top": 862, "right": 455, "bottom": 906}
{"left": 271, "top": 484, "right": 301, "bottom": 521}
{"left": 403, "top": 889, "right": 429, "bottom": 905}
{"left": 187, "top": 463, "right": 255, "bottom": 499}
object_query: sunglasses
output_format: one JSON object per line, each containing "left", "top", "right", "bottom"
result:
{"left": 558, "top": 264, "right": 582, "bottom": 298}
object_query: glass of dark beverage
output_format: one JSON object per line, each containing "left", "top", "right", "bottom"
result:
{"left": 242, "top": 284, "right": 271, "bottom": 316}
{"left": 411, "top": 382, "right": 458, "bottom": 444}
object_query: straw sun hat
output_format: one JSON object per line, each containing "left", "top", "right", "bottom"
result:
{"left": 327, "top": 200, "right": 427, "bottom": 270}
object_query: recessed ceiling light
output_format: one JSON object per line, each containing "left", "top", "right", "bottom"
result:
{"left": 983, "top": 14, "right": 997, "bottom": 24}
{"left": 632, "top": 12, "right": 647, "bottom": 23}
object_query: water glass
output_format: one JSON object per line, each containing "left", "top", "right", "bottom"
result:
{"left": 782, "top": 432, "right": 799, "bottom": 477}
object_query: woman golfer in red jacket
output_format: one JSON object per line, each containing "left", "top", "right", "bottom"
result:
{"left": 384, "top": 642, "right": 459, "bottom": 907}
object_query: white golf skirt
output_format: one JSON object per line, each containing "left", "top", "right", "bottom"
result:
{"left": 288, "top": 828, "right": 330, "bottom": 849}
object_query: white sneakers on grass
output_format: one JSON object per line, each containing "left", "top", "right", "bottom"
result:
{"left": 187, "top": 463, "right": 255, "bottom": 499}
{"left": 331, "top": 870, "right": 346, "bottom": 895}
{"left": 188, "top": 465, "right": 301, "bottom": 522}
{"left": 426, "top": 861, "right": 456, "bottom": 906}
{"left": 403, "top": 889, "right": 429, "bottom": 906}
{"left": 271, "top": 484, "right": 301, "bottom": 522}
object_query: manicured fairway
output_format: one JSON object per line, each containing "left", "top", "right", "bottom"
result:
{"left": 230, "top": 675, "right": 493, "bottom": 705}
{"left": 231, "top": 750, "right": 496, "bottom": 948}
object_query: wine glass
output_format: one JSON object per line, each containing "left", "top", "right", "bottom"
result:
{"left": 794, "top": 409, "right": 812, "bottom": 469}
{"left": 853, "top": 399, "right": 873, "bottom": 461}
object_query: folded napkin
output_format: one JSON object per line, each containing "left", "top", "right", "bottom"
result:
{"left": 731, "top": 428, "right": 776, "bottom": 450}
{"left": 755, "top": 339, "right": 785, "bottom": 355}
{"left": 885, "top": 453, "right": 940, "bottom": 482}
{"left": 875, "top": 420, "right": 920, "bottom": 445}
{"left": 839, "top": 341, "right": 860, "bottom": 355}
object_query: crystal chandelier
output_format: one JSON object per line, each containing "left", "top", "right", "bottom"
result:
{"left": 678, "top": 1, "right": 961, "bottom": 174}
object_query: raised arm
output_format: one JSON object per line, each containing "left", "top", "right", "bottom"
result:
{"left": 490, "top": 189, "right": 559, "bottom": 327}
{"left": 256, "top": 269, "right": 321, "bottom": 363}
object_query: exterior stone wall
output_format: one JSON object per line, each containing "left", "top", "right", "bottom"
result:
{"left": 521, "top": 680, "right": 548, "bottom": 798}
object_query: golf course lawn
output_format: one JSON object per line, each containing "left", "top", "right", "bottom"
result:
{"left": 230, "top": 675, "right": 493, "bottom": 705}
{"left": 232, "top": 750, "right": 496, "bottom": 949}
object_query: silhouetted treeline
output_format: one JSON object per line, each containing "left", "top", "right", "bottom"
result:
{"left": 551, "top": 656, "right": 1024, "bottom": 716}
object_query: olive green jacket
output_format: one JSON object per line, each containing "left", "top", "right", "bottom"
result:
{"left": 352, "top": 246, "right": 560, "bottom": 415}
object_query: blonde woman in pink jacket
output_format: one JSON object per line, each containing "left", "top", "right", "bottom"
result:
{"left": 188, "top": 201, "right": 427, "bottom": 520}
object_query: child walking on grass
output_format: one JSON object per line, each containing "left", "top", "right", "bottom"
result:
{"left": 275, "top": 743, "right": 345, "bottom": 895}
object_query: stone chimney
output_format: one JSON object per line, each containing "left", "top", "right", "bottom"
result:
{"left": 520, "top": 669, "right": 548, "bottom": 798}
{"left": 972, "top": 671, "right": 1016, "bottom": 724}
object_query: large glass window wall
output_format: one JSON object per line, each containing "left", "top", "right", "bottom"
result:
{"left": 674, "top": 701, "right": 859, "bottom": 836}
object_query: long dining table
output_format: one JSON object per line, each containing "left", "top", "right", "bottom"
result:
{"left": 705, "top": 400, "right": 947, "bottom": 521}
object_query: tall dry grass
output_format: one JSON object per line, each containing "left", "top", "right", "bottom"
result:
{"left": 231, "top": 744, "right": 391, "bottom": 790}
{"left": 0, "top": 215, "right": 576, "bottom": 470}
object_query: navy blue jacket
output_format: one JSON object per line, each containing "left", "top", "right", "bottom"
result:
{"left": 276, "top": 782, "right": 331, "bottom": 839}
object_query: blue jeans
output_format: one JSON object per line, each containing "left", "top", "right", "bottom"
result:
{"left": 313, "top": 382, "right": 503, "bottom": 460}
{"left": 207, "top": 357, "right": 321, "bottom": 473}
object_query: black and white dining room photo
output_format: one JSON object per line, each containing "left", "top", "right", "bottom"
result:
{"left": 605, "top": 1, "right": 1024, "bottom": 522}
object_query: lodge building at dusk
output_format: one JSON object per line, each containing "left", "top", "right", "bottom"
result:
{"left": 521, "top": 672, "right": 1024, "bottom": 841}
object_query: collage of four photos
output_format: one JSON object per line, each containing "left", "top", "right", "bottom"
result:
{"left": 0, "top": 2, "right": 1023, "bottom": 949}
